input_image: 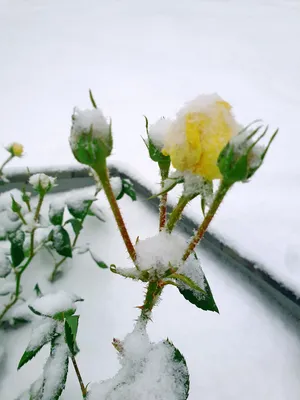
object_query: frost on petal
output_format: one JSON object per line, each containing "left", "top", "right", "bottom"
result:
{"left": 29, "top": 291, "right": 77, "bottom": 317}
{"left": 70, "top": 108, "right": 110, "bottom": 147}
{"left": 148, "top": 118, "right": 172, "bottom": 150}
{"left": 135, "top": 232, "right": 187, "bottom": 274}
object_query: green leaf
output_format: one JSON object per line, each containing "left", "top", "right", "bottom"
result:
{"left": 117, "top": 178, "right": 137, "bottom": 201}
{"left": 50, "top": 226, "right": 72, "bottom": 258}
{"left": 89, "top": 88, "right": 98, "bottom": 109}
{"left": 143, "top": 116, "right": 171, "bottom": 164}
{"left": 11, "top": 194, "right": 22, "bottom": 214}
{"left": 49, "top": 203, "right": 64, "bottom": 225}
{"left": 67, "top": 199, "right": 95, "bottom": 220}
{"left": 163, "top": 340, "right": 190, "bottom": 399}
{"left": 175, "top": 257, "right": 219, "bottom": 313}
{"left": 65, "top": 218, "right": 82, "bottom": 235}
{"left": 18, "top": 320, "right": 58, "bottom": 370}
{"left": 9, "top": 230, "right": 25, "bottom": 267}
{"left": 87, "top": 205, "right": 105, "bottom": 221}
{"left": 34, "top": 283, "right": 43, "bottom": 297}
{"left": 53, "top": 308, "right": 76, "bottom": 321}
{"left": 89, "top": 250, "right": 108, "bottom": 269}
{"left": 64, "top": 315, "right": 79, "bottom": 355}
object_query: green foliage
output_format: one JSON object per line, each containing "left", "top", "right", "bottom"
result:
{"left": 49, "top": 203, "right": 65, "bottom": 225}
{"left": 116, "top": 178, "right": 137, "bottom": 201}
{"left": 143, "top": 116, "right": 171, "bottom": 167}
{"left": 11, "top": 195, "right": 22, "bottom": 214}
{"left": 64, "top": 315, "right": 80, "bottom": 355}
{"left": 89, "top": 250, "right": 108, "bottom": 269}
{"left": 49, "top": 226, "right": 72, "bottom": 258}
{"left": 65, "top": 218, "right": 82, "bottom": 236}
{"left": 9, "top": 230, "right": 25, "bottom": 267}
{"left": 67, "top": 199, "right": 95, "bottom": 220}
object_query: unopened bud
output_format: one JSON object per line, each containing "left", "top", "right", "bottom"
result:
{"left": 6, "top": 142, "right": 24, "bottom": 157}
{"left": 29, "top": 173, "right": 56, "bottom": 195}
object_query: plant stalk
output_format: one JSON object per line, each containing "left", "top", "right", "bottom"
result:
{"left": 94, "top": 161, "right": 136, "bottom": 262}
{"left": 71, "top": 355, "right": 87, "bottom": 398}
{"left": 0, "top": 154, "right": 14, "bottom": 175}
{"left": 182, "top": 181, "right": 230, "bottom": 261}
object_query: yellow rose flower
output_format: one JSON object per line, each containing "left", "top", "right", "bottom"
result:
{"left": 8, "top": 142, "right": 24, "bottom": 157}
{"left": 162, "top": 94, "right": 240, "bottom": 180}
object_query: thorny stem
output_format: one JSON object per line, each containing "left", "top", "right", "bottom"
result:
{"left": 0, "top": 154, "right": 14, "bottom": 176}
{"left": 71, "top": 355, "right": 87, "bottom": 398}
{"left": 138, "top": 281, "right": 164, "bottom": 327}
{"left": 49, "top": 190, "right": 99, "bottom": 282}
{"left": 158, "top": 164, "right": 170, "bottom": 231}
{"left": 182, "top": 181, "right": 231, "bottom": 261}
{"left": 166, "top": 194, "right": 197, "bottom": 233}
{"left": 94, "top": 160, "right": 136, "bottom": 263}
{"left": 30, "top": 193, "right": 45, "bottom": 258}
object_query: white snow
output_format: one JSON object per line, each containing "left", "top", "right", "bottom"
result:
{"left": 177, "top": 257, "right": 205, "bottom": 293}
{"left": 0, "top": 189, "right": 23, "bottom": 212}
{"left": 28, "top": 173, "right": 56, "bottom": 191}
{"left": 26, "top": 318, "right": 57, "bottom": 351}
{"left": 70, "top": 108, "right": 110, "bottom": 149}
{"left": 0, "top": 250, "right": 11, "bottom": 278}
{"left": 29, "top": 291, "right": 77, "bottom": 317}
{"left": 109, "top": 176, "right": 123, "bottom": 198}
{"left": 148, "top": 117, "right": 172, "bottom": 150}
{"left": 66, "top": 192, "right": 96, "bottom": 214}
{"left": 183, "top": 172, "right": 212, "bottom": 202}
{"left": 0, "top": 280, "right": 15, "bottom": 296}
{"left": 135, "top": 231, "right": 187, "bottom": 274}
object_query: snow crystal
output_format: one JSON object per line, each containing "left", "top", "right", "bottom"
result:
{"left": 29, "top": 173, "right": 56, "bottom": 190}
{"left": 89, "top": 326, "right": 188, "bottom": 400}
{"left": 110, "top": 176, "right": 122, "bottom": 198}
{"left": 21, "top": 212, "right": 37, "bottom": 233}
{"left": 29, "top": 291, "right": 77, "bottom": 316}
{"left": 49, "top": 198, "right": 65, "bottom": 219}
{"left": 183, "top": 171, "right": 209, "bottom": 199}
{"left": 148, "top": 118, "right": 172, "bottom": 150}
{"left": 70, "top": 108, "right": 110, "bottom": 146}
{"left": 27, "top": 318, "right": 57, "bottom": 351}
{"left": 135, "top": 231, "right": 187, "bottom": 274}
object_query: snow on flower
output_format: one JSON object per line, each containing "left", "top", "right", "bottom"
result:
{"left": 135, "top": 231, "right": 187, "bottom": 274}
{"left": 29, "top": 173, "right": 56, "bottom": 192}
{"left": 148, "top": 117, "right": 172, "bottom": 150}
{"left": 6, "top": 142, "right": 24, "bottom": 157}
{"left": 162, "top": 93, "right": 240, "bottom": 180}
{"left": 70, "top": 108, "right": 110, "bottom": 148}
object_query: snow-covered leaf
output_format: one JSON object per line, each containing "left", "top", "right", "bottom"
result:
{"left": 49, "top": 202, "right": 64, "bottom": 226}
{"left": 67, "top": 197, "right": 95, "bottom": 220}
{"left": 122, "top": 178, "right": 136, "bottom": 201}
{"left": 89, "top": 250, "right": 108, "bottom": 269}
{"left": 88, "top": 203, "right": 105, "bottom": 221}
{"left": 29, "top": 291, "right": 78, "bottom": 320}
{"left": 176, "top": 257, "right": 219, "bottom": 313}
{"left": 0, "top": 281, "right": 15, "bottom": 296}
{"left": 18, "top": 319, "right": 58, "bottom": 369}
{"left": 49, "top": 226, "right": 72, "bottom": 258}
{"left": 0, "top": 251, "right": 11, "bottom": 278}
{"left": 9, "top": 230, "right": 25, "bottom": 267}
{"left": 65, "top": 218, "right": 82, "bottom": 236}
{"left": 41, "top": 336, "right": 69, "bottom": 400}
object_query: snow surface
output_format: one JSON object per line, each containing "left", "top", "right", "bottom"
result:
{"left": 1, "top": 189, "right": 300, "bottom": 399}
{"left": 1, "top": 0, "right": 300, "bottom": 293}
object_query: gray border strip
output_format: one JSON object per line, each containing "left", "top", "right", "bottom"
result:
{"left": 2, "top": 165, "right": 300, "bottom": 319}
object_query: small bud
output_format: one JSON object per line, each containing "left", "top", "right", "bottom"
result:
{"left": 69, "top": 107, "right": 113, "bottom": 167}
{"left": 217, "top": 124, "right": 278, "bottom": 185}
{"left": 28, "top": 173, "right": 56, "bottom": 195}
{"left": 6, "top": 142, "right": 24, "bottom": 157}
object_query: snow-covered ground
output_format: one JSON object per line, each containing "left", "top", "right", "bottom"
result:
{"left": 1, "top": 2, "right": 300, "bottom": 290}
{"left": 1, "top": 189, "right": 300, "bottom": 399}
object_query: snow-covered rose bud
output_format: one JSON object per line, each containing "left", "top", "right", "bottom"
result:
{"left": 29, "top": 173, "right": 56, "bottom": 194}
{"left": 162, "top": 94, "right": 240, "bottom": 180}
{"left": 6, "top": 142, "right": 24, "bottom": 157}
{"left": 69, "top": 108, "right": 113, "bottom": 167}
{"left": 217, "top": 124, "right": 278, "bottom": 185}
{"left": 148, "top": 118, "right": 172, "bottom": 151}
